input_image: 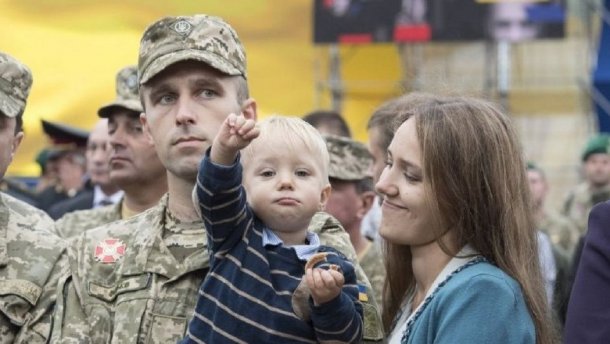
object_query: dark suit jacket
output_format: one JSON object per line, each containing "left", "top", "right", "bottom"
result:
{"left": 565, "top": 200, "right": 610, "bottom": 343}
{"left": 47, "top": 189, "right": 94, "bottom": 220}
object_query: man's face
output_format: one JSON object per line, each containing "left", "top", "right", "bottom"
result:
{"left": 490, "top": 3, "right": 539, "bottom": 42}
{"left": 140, "top": 60, "right": 254, "bottom": 181}
{"left": 527, "top": 169, "right": 547, "bottom": 208}
{"left": 325, "top": 179, "right": 374, "bottom": 233}
{"left": 108, "top": 110, "right": 166, "bottom": 187}
{"left": 584, "top": 153, "right": 610, "bottom": 188}
{"left": 0, "top": 114, "right": 23, "bottom": 179}
{"left": 86, "top": 120, "right": 112, "bottom": 187}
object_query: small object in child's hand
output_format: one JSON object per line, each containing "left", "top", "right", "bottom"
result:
{"left": 305, "top": 252, "right": 329, "bottom": 270}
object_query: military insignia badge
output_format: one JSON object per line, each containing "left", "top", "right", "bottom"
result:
{"left": 94, "top": 238, "right": 126, "bottom": 263}
{"left": 172, "top": 20, "right": 192, "bottom": 35}
{"left": 357, "top": 284, "right": 369, "bottom": 302}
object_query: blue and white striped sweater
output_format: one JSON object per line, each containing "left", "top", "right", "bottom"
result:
{"left": 182, "top": 152, "right": 363, "bottom": 344}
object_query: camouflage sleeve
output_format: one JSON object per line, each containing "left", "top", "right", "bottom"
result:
{"left": 13, "top": 247, "right": 69, "bottom": 343}
{"left": 49, "top": 274, "right": 91, "bottom": 344}
{"left": 310, "top": 212, "right": 384, "bottom": 342}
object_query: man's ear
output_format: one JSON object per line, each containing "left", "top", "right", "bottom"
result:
{"left": 10, "top": 131, "right": 24, "bottom": 160}
{"left": 139, "top": 113, "right": 155, "bottom": 144}
{"left": 241, "top": 98, "right": 257, "bottom": 121}
{"left": 357, "top": 190, "right": 376, "bottom": 219}
{"left": 319, "top": 183, "right": 332, "bottom": 211}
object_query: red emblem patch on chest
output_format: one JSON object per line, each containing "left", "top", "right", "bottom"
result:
{"left": 94, "top": 238, "right": 126, "bottom": 263}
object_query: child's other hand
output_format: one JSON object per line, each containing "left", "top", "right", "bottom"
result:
{"left": 211, "top": 113, "right": 259, "bottom": 164}
{"left": 305, "top": 267, "right": 345, "bottom": 306}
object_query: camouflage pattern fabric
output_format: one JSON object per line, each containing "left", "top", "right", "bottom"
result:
{"left": 538, "top": 209, "right": 580, "bottom": 258}
{"left": 138, "top": 14, "right": 247, "bottom": 85}
{"left": 0, "top": 52, "right": 32, "bottom": 118}
{"left": 0, "top": 193, "right": 68, "bottom": 343}
{"left": 54, "top": 202, "right": 122, "bottom": 239}
{"left": 52, "top": 194, "right": 208, "bottom": 344}
{"left": 358, "top": 241, "right": 386, "bottom": 307}
{"left": 53, "top": 197, "right": 383, "bottom": 343}
{"left": 308, "top": 211, "right": 384, "bottom": 342}
{"left": 562, "top": 182, "right": 610, "bottom": 236}
{"left": 98, "top": 66, "right": 142, "bottom": 117}
{"left": 323, "top": 134, "right": 373, "bottom": 181}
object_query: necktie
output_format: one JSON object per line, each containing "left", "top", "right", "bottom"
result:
{"left": 99, "top": 199, "right": 113, "bottom": 206}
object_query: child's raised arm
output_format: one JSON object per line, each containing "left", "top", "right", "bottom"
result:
{"left": 210, "top": 113, "right": 259, "bottom": 165}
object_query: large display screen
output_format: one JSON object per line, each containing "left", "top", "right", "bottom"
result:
{"left": 313, "top": 0, "right": 566, "bottom": 43}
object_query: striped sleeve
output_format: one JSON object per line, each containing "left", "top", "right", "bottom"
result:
{"left": 310, "top": 254, "right": 363, "bottom": 343}
{"left": 196, "top": 150, "right": 252, "bottom": 260}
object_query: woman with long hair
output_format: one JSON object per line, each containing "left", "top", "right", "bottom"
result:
{"left": 378, "top": 93, "right": 556, "bottom": 343}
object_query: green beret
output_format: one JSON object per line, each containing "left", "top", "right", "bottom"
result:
{"left": 582, "top": 134, "right": 610, "bottom": 162}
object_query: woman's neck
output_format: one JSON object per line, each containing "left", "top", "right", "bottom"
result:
{"left": 410, "top": 233, "right": 458, "bottom": 309}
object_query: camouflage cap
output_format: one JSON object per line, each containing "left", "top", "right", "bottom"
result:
{"left": 138, "top": 14, "right": 246, "bottom": 85}
{"left": 582, "top": 133, "right": 610, "bottom": 161}
{"left": 0, "top": 52, "right": 32, "bottom": 118}
{"left": 324, "top": 134, "right": 373, "bottom": 181}
{"left": 98, "top": 65, "right": 142, "bottom": 118}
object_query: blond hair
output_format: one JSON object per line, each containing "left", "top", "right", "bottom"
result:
{"left": 242, "top": 115, "right": 330, "bottom": 182}
{"left": 381, "top": 93, "right": 557, "bottom": 344}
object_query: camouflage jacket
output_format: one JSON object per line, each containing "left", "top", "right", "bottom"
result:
{"left": 52, "top": 197, "right": 384, "bottom": 343}
{"left": 54, "top": 201, "right": 122, "bottom": 239}
{"left": 358, "top": 241, "right": 386, "bottom": 306}
{"left": 538, "top": 209, "right": 580, "bottom": 257}
{"left": 0, "top": 193, "right": 68, "bottom": 343}
{"left": 562, "top": 182, "right": 610, "bottom": 236}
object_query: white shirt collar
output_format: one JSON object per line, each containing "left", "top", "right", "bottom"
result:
{"left": 262, "top": 228, "right": 320, "bottom": 260}
{"left": 93, "top": 185, "right": 123, "bottom": 208}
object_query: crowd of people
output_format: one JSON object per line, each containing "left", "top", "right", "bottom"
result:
{"left": 0, "top": 12, "right": 607, "bottom": 344}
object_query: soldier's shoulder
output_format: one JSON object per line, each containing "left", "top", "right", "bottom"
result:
{"left": 571, "top": 182, "right": 593, "bottom": 198}
{"left": 309, "top": 211, "right": 343, "bottom": 234}
{"left": 56, "top": 205, "right": 121, "bottom": 238}
{"left": 71, "top": 203, "right": 160, "bottom": 250}
{"left": 1, "top": 192, "right": 57, "bottom": 236}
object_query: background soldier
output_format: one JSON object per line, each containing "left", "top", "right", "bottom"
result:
{"left": 48, "top": 118, "right": 122, "bottom": 219}
{"left": 562, "top": 133, "right": 610, "bottom": 237}
{"left": 0, "top": 51, "right": 68, "bottom": 342}
{"left": 323, "top": 134, "right": 385, "bottom": 304}
{"left": 53, "top": 66, "right": 167, "bottom": 238}
{"left": 36, "top": 119, "right": 89, "bottom": 212}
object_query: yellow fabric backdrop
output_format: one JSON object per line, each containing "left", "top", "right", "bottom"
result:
{"left": 1, "top": 0, "right": 402, "bottom": 176}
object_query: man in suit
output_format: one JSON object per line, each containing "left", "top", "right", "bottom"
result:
{"left": 565, "top": 200, "right": 610, "bottom": 343}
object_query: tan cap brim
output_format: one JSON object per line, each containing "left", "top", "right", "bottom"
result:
{"left": 139, "top": 49, "right": 243, "bottom": 85}
{"left": 98, "top": 99, "right": 143, "bottom": 118}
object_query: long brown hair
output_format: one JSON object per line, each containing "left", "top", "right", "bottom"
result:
{"left": 381, "top": 93, "right": 557, "bottom": 344}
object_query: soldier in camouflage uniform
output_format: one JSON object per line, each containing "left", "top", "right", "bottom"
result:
{"left": 51, "top": 15, "right": 383, "bottom": 343}
{"left": 54, "top": 66, "right": 167, "bottom": 239}
{"left": 527, "top": 163, "right": 579, "bottom": 257}
{"left": 322, "top": 134, "right": 386, "bottom": 305}
{"left": 562, "top": 134, "right": 610, "bottom": 237}
{"left": 0, "top": 51, "right": 68, "bottom": 342}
